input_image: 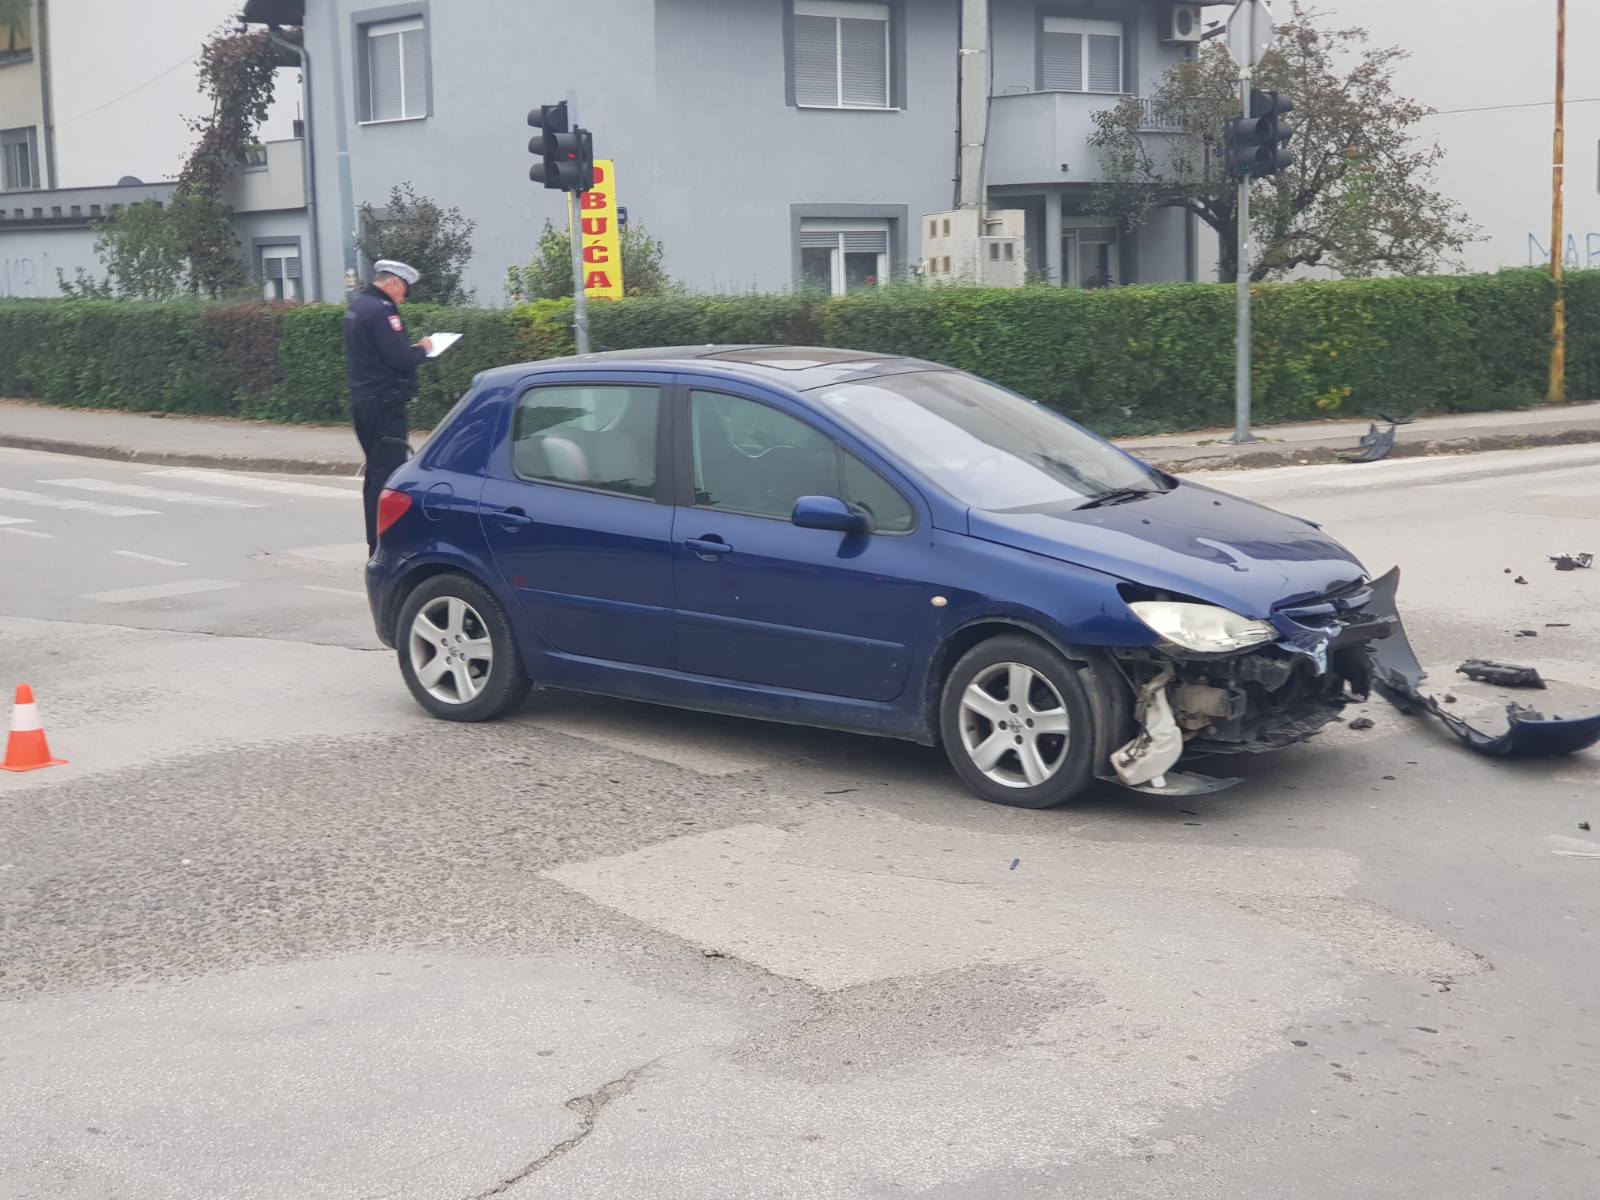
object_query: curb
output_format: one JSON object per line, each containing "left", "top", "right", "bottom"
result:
{"left": 0, "top": 433, "right": 363, "bottom": 477}
{"left": 1140, "top": 426, "right": 1600, "bottom": 474}
{"left": 6, "top": 423, "right": 1600, "bottom": 480}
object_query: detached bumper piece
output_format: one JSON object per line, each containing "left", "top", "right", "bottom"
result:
{"left": 1366, "top": 568, "right": 1600, "bottom": 759}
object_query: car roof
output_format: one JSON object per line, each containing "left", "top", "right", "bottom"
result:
{"left": 474, "top": 345, "right": 950, "bottom": 393}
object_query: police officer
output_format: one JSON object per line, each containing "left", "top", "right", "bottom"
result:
{"left": 345, "top": 259, "right": 432, "bottom": 553}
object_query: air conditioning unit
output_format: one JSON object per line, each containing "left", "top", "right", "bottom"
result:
{"left": 1161, "top": 4, "right": 1204, "bottom": 44}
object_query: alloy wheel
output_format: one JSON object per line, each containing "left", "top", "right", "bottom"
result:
{"left": 408, "top": 596, "right": 494, "bottom": 705}
{"left": 958, "top": 661, "right": 1072, "bottom": 788}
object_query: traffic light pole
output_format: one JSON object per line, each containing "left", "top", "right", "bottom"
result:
{"left": 567, "top": 89, "right": 590, "bottom": 356}
{"left": 1230, "top": 70, "right": 1258, "bottom": 444}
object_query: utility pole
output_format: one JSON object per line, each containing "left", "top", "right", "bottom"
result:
{"left": 1233, "top": 67, "right": 1255, "bottom": 444}
{"left": 566, "top": 89, "right": 590, "bottom": 356}
{"left": 1547, "top": 0, "right": 1567, "bottom": 405}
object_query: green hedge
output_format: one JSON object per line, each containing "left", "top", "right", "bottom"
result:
{"left": 0, "top": 269, "right": 1588, "bottom": 438}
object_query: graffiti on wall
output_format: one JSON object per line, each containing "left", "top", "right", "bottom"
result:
{"left": 1527, "top": 232, "right": 1600, "bottom": 270}
{"left": 0, "top": 252, "right": 55, "bottom": 297}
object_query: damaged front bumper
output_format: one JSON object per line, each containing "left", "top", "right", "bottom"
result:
{"left": 1100, "top": 566, "right": 1600, "bottom": 796}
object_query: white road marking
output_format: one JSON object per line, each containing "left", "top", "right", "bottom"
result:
{"left": 0, "top": 485, "right": 156, "bottom": 517}
{"left": 0, "top": 515, "right": 34, "bottom": 526}
{"left": 1, "top": 527, "right": 53, "bottom": 539}
{"left": 302, "top": 585, "right": 368, "bottom": 599}
{"left": 114, "top": 550, "right": 189, "bottom": 567}
{"left": 144, "top": 467, "right": 357, "bottom": 500}
{"left": 41, "top": 478, "right": 262, "bottom": 509}
{"left": 84, "top": 579, "right": 241, "bottom": 604}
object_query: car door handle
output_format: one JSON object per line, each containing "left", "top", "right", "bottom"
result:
{"left": 492, "top": 506, "right": 534, "bottom": 529}
{"left": 684, "top": 537, "right": 732, "bottom": 559}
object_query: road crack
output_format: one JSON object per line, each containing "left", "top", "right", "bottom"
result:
{"left": 465, "top": 1060, "right": 657, "bottom": 1198}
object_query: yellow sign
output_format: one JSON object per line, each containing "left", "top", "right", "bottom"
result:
{"left": 577, "top": 159, "right": 623, "bottom": 300}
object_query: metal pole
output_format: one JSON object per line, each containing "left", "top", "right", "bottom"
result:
{"left": 1231, "top": 66, "right": 1257, "bottom": 443}
{"left": 1547, "top": 0, "right": 1567, "bottom": 405}
{"left": 566, "top": 88, "right": 590, "bottom": 355}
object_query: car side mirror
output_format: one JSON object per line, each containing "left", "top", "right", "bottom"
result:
{"left": 792, "top": 495, "right": 867, "bottom": 534}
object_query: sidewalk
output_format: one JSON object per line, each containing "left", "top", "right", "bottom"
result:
{"left": 2, "top": 396, "right": 1599, "bottom": 477}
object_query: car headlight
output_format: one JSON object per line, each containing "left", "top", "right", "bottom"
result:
{"left": 1128, "top": 601, "right": 1277, "bottom": 654}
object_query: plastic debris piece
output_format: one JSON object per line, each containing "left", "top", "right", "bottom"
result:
{"left": 1349, "top": 717, "right": 1376, "bottom": 731}
{"left": 1550, "top": 553, "right": 1594, "bottom": 572}
{"left": 1458, "top": 660, "right": 1546, "bottom": 689}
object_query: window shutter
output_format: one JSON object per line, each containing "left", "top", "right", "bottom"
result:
{"left": 284, "top": 255, "right": 302, "bottom": 279}
{"left": 838, "top": 16, "right": 888, "bottom": 107}
{"left": 401, "top": 29, "right": 428, "bottom": 117}
{"left": 793, "top": 14, "right": 838, "bottom": 106}
{"left": 841, "top": 230, "right": 887, "bottom": 254}
{"left": 368, "top": 31, "right": 402, "bottom": 120}
{"left": 1087, "top": 34, "right": 1121, "bottom": 92}
{"left": 800, "top": 230, "right": 837, "bottom": 249}
{"left": 1040, "top": 32, "right": 1082, "bottom": 91}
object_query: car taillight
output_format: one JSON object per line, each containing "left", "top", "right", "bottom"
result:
{"left": 376, "top": 488, "right": 413, "bottom": 538}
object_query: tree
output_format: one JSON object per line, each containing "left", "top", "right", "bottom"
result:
{"left": 356, "top": 182, "right": 476, "bottom": 304}
{"left": 505, "top": 219, "right": 671, "bottom": 302}
{"left": 62, "top": 24, "right": 284, "bottom": 299}
{"left": 1089, "top": 2, "right": 1473, "bottom": 282}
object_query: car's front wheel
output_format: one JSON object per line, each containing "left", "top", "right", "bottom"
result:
{"left": 939, "top": 634, "right": 1100, "bottom": 808}
{"left": 396, "top": 573, "right": 531, "bottom": 722}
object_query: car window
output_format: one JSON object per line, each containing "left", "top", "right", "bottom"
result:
{"left": 691, "top": 391, "right": 839, "bottom": 520}
{"left": 813, "top": 370, "right": 1166, "bottom": 511}
{"left": 842, "top": 452, "right": 915, "bottom": 533}
{"left": 511, "top": 385, "right": 658, "bottom": 499}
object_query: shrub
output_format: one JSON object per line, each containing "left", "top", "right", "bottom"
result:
{"left": 0, "top": 269, "right": 1588, "bottom": 437}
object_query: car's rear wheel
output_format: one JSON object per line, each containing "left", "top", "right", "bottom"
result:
{"left": 939, "top": 634, "right": 1100, "bottom": 808}
{"left": 397, "top": 574, "right": 530, "bottom": 722}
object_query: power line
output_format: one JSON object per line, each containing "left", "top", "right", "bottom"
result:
{"left": 1428, "top": 96, "right": 1600, "bottom": 117}
{"left": 55, "top": 53, "right": 197, "bottom": 126}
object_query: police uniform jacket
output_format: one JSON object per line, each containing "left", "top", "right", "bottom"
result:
{"left": 344, "top": 283, "right": 427, "bottom": 407}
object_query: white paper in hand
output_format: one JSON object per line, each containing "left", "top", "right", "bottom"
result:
{"left": 426, "top": 332, "right": 462, "bottom": 359}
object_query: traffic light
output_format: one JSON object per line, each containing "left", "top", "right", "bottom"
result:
{"left": 1223, "top": 90, "right": 1295, "bottom": 180}
{"left": 1251, "top": 90, "right": 1295, "bottom": 177}
{"left": 528, "top": 102, "right": 595, "bottom": 192}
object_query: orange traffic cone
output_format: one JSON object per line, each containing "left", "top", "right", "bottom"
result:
{"left": 1, "top": 684, "right": 66, "bottom": 772}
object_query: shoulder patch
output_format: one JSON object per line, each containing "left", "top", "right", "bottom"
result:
{"left": 388, "top": 314, "right": 404, "bottom": 332}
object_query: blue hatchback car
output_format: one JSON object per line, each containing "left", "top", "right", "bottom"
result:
{"left": 367, "top": 346, "right": 1407, "bottom": 807}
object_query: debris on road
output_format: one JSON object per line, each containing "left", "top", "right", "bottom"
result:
{"left": 1579, "top": 821, "right": 1591, "bottom": 832}
{"left": 1348, "top": 717, "right": 1376, "bottom": 731}
{"left": 1515, "top": 629, "right": 1539, "bottom": 638}
{"left": 1366, "top": 576, "right": 1600, "bottom": 758}
{"left": 1457, "top": 660, "right": 1545, "bottom": 689}
{"left": 1340, "top": 422, "right": 1398, "bottom": 464}
{"left": 1009, "top": 858, "right": 1020, "bottom": 871}
{"left": 1514, "top": 575, "right": 1529, "bottom": 585}
{"left": 1550, "top": 553, "right": 1594, "bottom": 571}
{"left": 1547, "top": 623, "right": 1572, "bottom": 629}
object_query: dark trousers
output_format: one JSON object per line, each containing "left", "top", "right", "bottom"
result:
{"left": 352, "top": 394, "right": 411, "bottom": 553}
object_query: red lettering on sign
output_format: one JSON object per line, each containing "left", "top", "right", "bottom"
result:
{"left": 584, "top": 245, "right": 610, "bottom": 265}
{"left": 580, "top": 191, "right": 606, "bottom": 210}
{"left": 592, "top": 164, "right": 608, "bottom": 185}
{"left": 581, "top": 217, "right": 608, "bottom": 236}
{"left": 584, "top": 270, "right": 613, "bottom": 290}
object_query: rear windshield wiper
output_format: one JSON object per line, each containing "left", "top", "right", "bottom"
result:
{"left": 1076, "top": 486, "right": 1160, "bottom": 510}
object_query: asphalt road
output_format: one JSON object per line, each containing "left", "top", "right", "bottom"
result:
{"left": 2, "top": 442, "right": 1598, "bottom": 1199}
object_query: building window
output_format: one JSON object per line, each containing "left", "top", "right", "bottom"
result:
{"left": 2, "top": 5, "right": 30, "bottom": 56}
{"left": 239, "top": 143, "right": 268, "bottom": 171}
{"left": 800, "top": 220, "right": 889, "bottom": 295}
{"left": 363, "top": 16, "right": 428, "bottom": 122}
{"left": 1, "top": 127, "right": 38, "bottom": 191}
{"left": 260, "top": 244, "right": 302, "bottom": 301}
{"left": 1041, "top": 16, "right": 1123, "bottom": 93}
{"left": 793, "top": 1, "right": 891, "bottom": 109}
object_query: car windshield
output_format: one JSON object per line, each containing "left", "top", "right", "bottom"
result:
{"left": 810, "top": 370, "right": 1166, "bottom": 511}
